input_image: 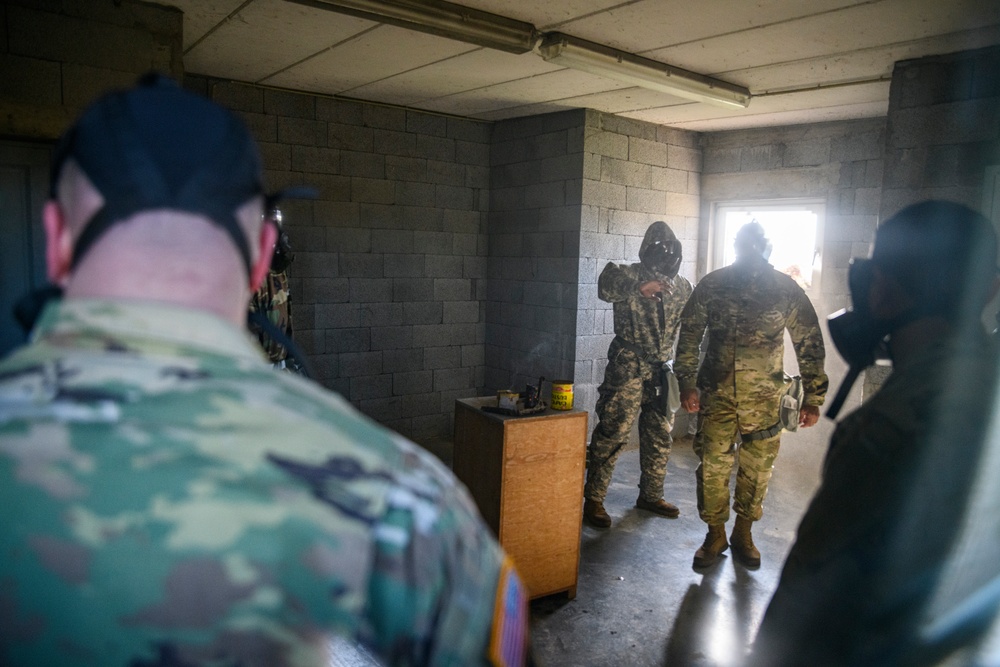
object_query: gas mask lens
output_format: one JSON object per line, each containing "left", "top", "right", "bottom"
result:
{"left": 642, "top": 239, "right": 682, "bottom": 278}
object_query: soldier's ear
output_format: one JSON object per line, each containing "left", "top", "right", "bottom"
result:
{"left": 43, "top": 200, "right": 74, "bottom": 287}
{"left": 249, "top": 220, "right": 278, "bottom": 292}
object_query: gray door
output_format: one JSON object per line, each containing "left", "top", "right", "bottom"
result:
{"left": 0, "top": 141, "right": 50, "bottom": 357}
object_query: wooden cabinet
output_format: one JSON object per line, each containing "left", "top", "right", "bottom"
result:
{"left": 453, "top": 397, "right": 587, "bottom": 600}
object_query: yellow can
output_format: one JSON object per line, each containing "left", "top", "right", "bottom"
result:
{"left": 551, "top": 380, "right": 574, "bottom": 410}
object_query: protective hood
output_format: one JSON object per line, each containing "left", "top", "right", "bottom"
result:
{"left": 640, "top": 221, "right": 677, "bottom": 257}
{"left": 639, "top": 221, "right": 683, "bottom": 278}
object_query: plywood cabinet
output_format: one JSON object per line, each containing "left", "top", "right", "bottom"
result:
{"left": 453, "top": 397, "right": 587, "bottom": 599}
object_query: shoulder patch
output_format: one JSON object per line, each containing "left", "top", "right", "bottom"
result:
{"left": 489, "top": 557, "right": 529, "bottom": 667}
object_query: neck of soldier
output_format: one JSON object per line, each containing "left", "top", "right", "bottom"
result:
{"left": 65, "top": 238, "right": 252, "bottom": 327}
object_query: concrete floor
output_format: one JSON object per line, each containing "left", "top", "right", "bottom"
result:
{"left": 528, "top": 424, "right": 833, "bottom": 667}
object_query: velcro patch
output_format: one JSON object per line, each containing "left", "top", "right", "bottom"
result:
{"left": 489, "top": 558, "right": 528, "bottom": 667}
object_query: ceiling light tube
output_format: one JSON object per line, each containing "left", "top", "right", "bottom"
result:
{"left": 537, "top": 32, "right": 751, "bottom": 109}
{"left": 284, "top": 0, "right": 538, "bottom": 54}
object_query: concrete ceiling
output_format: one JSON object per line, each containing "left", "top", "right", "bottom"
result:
{"left": 164, "top": 0, "right": 1000, "bottom": 131}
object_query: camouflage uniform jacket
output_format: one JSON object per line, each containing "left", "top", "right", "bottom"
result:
{"left": 598, "top": 265, "right": 693, "bottom": 367}
{"left": 249, "top": 268, "right": 293, "bottom": 363}
{"left": 675, "top": 259, "right": 828, "bottom": 407}
{"left": 0, "top": 299, "right": 526, "bottom": 667}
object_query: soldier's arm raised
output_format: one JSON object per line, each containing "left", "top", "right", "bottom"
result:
{"left": 787, "top": 288, "right": 829, "bottom": 407}
{"left": 597, "top": 262, "right": 642, "bottom": 302}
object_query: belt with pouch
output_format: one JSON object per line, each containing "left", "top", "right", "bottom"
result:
{"left": 614, "top": 337, "right": 680, "bottom": 414}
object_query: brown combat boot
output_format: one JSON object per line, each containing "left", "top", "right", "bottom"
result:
{"left": 730, "top": 515, "right": 761, "bottom": 568}
{"left": 583, "top": 499, "right": 612, "bottom": 528}
{"left": 635, "top": 495, "right": 680, "bottom": 518}
{"left": 693, "top": 524, "right": 728, "bottom": 568}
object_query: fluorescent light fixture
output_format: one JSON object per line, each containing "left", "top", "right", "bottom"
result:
{"left": 537, "top": 33, "right": 751, "bottom": 109}
{"left": 284, "top": 0, "right": 537, "bottom": 54}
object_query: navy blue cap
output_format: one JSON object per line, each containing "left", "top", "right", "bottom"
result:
{"left": 50, "top": 73, "right": 288, "bottom": 276}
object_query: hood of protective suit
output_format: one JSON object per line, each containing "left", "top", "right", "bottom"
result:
{"left": 639, "top": 221, "right": 678, "bottom": 258}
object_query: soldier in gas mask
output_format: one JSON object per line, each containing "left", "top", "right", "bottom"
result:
{"left": 583, "top": 221, "right": 693, "bottom": 528}
{"left": 249, "top": 207, "right": 298, "bottom": 371}
{"left": 676, "top": 221, "right": 828, "bottom": 568}
{"left": 752, "top": 200, "right": 1000, "bottom": 666}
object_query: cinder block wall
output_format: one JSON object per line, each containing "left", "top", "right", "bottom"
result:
{"left": 880, "top": 45, "right": 1000, "bottom": 218}
{"left": 486, "top": 109, "right": 586, "bottom": 395}
{"left": 0, "top": 0, "right": 183, "bottom": 140}
{"left": 185, "top": 76, "right": 492, "bottom": 443}
{"left": 6, "top": 0, "right": 996, "bottom": 451}
{"left": 575, "top": 111, "right": 702, "bottom": 422}
{"left": 865, "top": 45, "right": 1000, "bottom": 395}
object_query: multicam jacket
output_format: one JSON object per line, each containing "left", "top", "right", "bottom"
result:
{"left": 598, "top": 223, "right": 693, "bottom": 365}
{"left": 249, "top": 268, "right": 293, "bottom": 364}
{"left": 0, "top": 299, "right": 526, "bottom": 667}
{"left": 675, "top": 257, "right": 828, "bottom": 406}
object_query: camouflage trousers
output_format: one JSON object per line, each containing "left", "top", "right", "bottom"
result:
{"left": 584, "top": 351, "right": 674, "bottom": 503}
{"left": 694, "top": 390, "right": 782, "bottom": 525}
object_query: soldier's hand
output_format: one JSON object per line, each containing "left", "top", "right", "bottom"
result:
{"left": 799, "top": 405, "right": 820, "bottom": 428}
{"left": 639, "top": 280, "right": 670, "bottom": 300}
{"left": 681, "top": 388, "right": 700, "bottom": 413}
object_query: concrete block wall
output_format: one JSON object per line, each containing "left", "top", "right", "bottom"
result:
{"left": 575, "top": 111, "right": 702, "bottom": 419}
{"left": 486, "top": 109, "right": 586, "bottom": 394}
{"left": 188, "top": 76, "right": 491, "bottom": 443}
{"left": 880, "top": 45, "right": 1000, "bottom": 218}
{"left": 866, "top": 45, "right": 1000, "bottom": 397}
{"left": 6, "top": 2, "right": 995, "bottom": 451}
{"left": 701, "top": 116, "right": 887, "bottom": 444}
{"left": 0, "top": 0, "right": 183, "bottom": 140}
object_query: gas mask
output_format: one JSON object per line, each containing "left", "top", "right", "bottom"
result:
{"left": 825, "top": 258, "right": 891, "bottom": 418}
{"left": 269, "top": 209, "right": 294, "bottom": 273}
{"left": 641, "top": 238, "right": 683, "bottom": 279}
{"left": 734, "top": 221, "right": 773, "bottom": 264}
{"left": 827, "top": 259, "right": 888, "bottom": 370}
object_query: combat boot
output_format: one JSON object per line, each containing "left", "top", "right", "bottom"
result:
{"left": 635, "top": 495, "right": 680, "bottom": 518}
{"left": 693, "top": 524, "right": 728, "bottom": 568}
{"left": 730, "top": 515, "right": 761, "bottom": 568}
{"left": 583, "top": 499, "right": 612, "bottom": 528}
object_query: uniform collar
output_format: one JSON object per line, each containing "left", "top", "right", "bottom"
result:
{"left": 32, "top": 298, "right": 265, "bottom": 364}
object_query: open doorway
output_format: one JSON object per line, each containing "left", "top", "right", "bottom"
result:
{"left": 711, "top": 200, "right": 825, "bottom": 292}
